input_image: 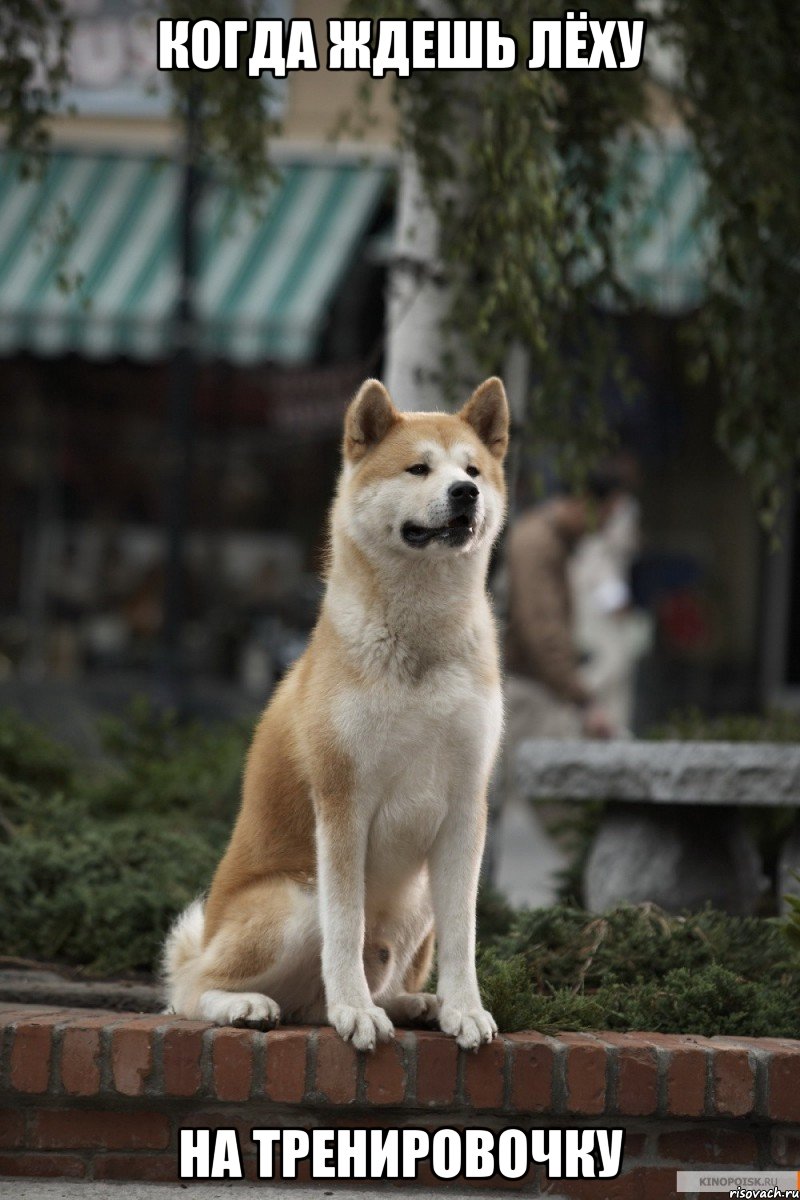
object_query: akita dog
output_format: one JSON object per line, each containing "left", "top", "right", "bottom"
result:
{"left": 163, "top": 376, "right": 509, "bottom": 1051}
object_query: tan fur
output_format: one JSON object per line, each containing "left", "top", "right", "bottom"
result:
{"left": 403, "top": 928, "right": 436, "bottom": 994}
{"left": 163, "top": 377, "right": 509, "bottom": 1050}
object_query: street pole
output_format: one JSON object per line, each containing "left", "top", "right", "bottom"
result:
{"left": 160, "top": 83, "right": 202, "bottom": 715}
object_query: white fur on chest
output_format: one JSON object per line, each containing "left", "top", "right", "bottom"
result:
{"left": 334, "top": 661, "right": 500, "bottom": 783}
{"left": 332, "top": 661, "right": 502, "bottom": 889}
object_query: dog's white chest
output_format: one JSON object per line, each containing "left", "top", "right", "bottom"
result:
{"left": 333, "top": 662, "right": 501, "bottom": 885}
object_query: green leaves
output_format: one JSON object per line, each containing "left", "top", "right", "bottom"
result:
{"left": 353, "top": 0, "right": 799, "bottom": 513}
{"left": 0, "top": 0, "right": 71, "bottom": 163}
{"left": 354, "top": 0, "right": 648, "bottom": 479}
{"left": 476, "top": 896, "right": 800, "bottom": 1036}
{"left": 784, "top": 874, "right": 800, "bottom": 953}
{"left": 0, "top": 702, "right": 248, "bottom": 975}
{"left": 3, "top": 704, "right": 800, "bottom": 1030}
{"left": 161, "top": 0, "right": 280, "bottom": 199}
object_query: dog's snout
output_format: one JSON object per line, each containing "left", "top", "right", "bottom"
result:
{"left": 448, "top": 480, "right": 479, "bottom": 508}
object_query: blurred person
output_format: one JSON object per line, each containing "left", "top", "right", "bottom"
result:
{"left": 570, "top": 489, "right": 653, "bottom": 732}
{"left": 503, "top": 469, "right": 627, "bottom": 744}
{"left": 489, "top": 469, "right": 629, "bottom": 908}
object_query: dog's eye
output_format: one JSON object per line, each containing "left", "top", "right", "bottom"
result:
{"left": 466, "top": 465, "right": 480, "bottom": 478}
{"left": 406, "top": 463, "right": 430, "bottom": 476}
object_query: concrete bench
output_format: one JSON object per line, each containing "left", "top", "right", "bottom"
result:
{"left": 516, "top": 739, "right": 800, "bottom": 914}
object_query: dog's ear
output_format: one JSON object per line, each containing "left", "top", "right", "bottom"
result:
{"left": 459, "top": 377, "right": 509, "bottom": 460}
{"left": 344, "top": 379, "right": 400, "bottom": 462}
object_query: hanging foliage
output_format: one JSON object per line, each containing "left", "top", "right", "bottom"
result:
{"left": 0, "top": 0, "right": 71, "bottom": 168}
{"left": 350, "top": 0, "right": 649, "bottom": 485}
{"left": 159, "top": 0, "right": 281, "bottom": 197}
{"left": 661, "top": 0, "right": 800, "bottom": 527}
{"left": 353, "top": 1, "right": 800, "bottom": 516}
{"left": 4, "top": 1, "right": 799, "bottom": 514}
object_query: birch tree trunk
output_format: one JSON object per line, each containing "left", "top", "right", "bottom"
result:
{"left": 383, "top": 151, "right": 452, "bottom": 412}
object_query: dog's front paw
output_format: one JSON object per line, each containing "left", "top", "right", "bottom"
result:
{"left": 329, "top": 1003, "right": 394, "bottom": 1051}
{"left": 438, "top": 1002, "right": 497, "bottom": 1050}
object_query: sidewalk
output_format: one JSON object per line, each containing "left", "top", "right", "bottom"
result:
{"left": 2, "top": 1183, "right": 512, "bottom": 1199}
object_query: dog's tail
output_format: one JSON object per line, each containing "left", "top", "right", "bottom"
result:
{"left": 161, "top": 898, "right": 206, "bottom": 1014}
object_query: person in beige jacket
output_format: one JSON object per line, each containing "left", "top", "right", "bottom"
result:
{"left": 490, "top": 473, "right": 628, "bottom": 904}
{"left": 504, "top": 475, "right": 627, "bottom": 745}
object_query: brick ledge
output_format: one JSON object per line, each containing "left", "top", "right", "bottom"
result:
{"left": 2, "top": 1003, "right": 800, "bottom": 1194}
{"left": 2, "top": 1002, "right": 799, "bottom": 1118}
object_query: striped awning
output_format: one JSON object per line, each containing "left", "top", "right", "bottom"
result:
{"left": 0, "top": 152, "right": 389, "bottom": 363}
{"left": 611, "top": 134, "right": 711, "bottom": 312}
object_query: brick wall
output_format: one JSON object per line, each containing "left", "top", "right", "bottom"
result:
{"left": 1, "top": 1004, "right": 799, "bottom": 1196}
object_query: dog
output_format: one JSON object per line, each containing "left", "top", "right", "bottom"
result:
{"left": 163, "top": 376, "right": 509, "bottom": 1051}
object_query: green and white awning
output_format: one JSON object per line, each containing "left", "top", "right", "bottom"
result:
{"left": 612, "top": 134, "right": 711, "bottom": 312}
{"left": 0, "top": 152, "right": 389, "bottom": 363}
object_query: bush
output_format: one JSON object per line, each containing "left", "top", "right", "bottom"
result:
{"left": 0, "top": 701, "right": 247, "bottom": 974}
{"left": 648, "top": 707, "right": 800, "bottom": 743}
{"left": 89, "top": 697, "right": 248, "bottom": 819}
{"left": 475, "top": 896, "right": 800, "bottom": 1037}
{"left": 0, "top": 708, "right": 74, "bottom": 792}
{"left": 2, "top": 706, "right": 799, "bottom": 1037}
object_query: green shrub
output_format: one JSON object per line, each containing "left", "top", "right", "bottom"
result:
{"left": 2, "top": 705, "right": 800, "bottom": 1038}
{"left": 493, "top": 903, "right": 795, "bottom": 990}
{"left": 475, "top": 902, "right": 800, "bottom": 1037}
{"left": 89, "top": 697, "right": 248, "bottom": 820}
{"left": 0, "top": 707, "right": 74, "bottom": 791}
{"left": 0, "top": 701, "right": 245, "bottom": 975}
{"left": 648, "top": 707, "right": 800, "bottom": 743}
{"left": 0, "top": 812, "right": 226, "bottom": 974}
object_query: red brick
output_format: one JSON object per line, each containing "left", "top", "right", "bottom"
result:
{"left": 666, "top": 1045, "right": 707, "bottom": 1117}
{"left": 414, "top": 1032, "right": 458, "bottom": 1106}
{"left": 771, "top": 1128, "right": 800, "bottom": 1166}
{"left": 60, "top": 1027, "right": 102, "bottom": 1097}
{"left": 0, "top": 1152, "right": 86, "bottom": 1178}
{"left": 556, "top": 1169, "right": 645, "bottom": 1200}
{"left": 211, "top": 1027, "right": 254, "bottom": 1102}
{"left": 633, "top": 1032, "right": 709, "bottom": 1118}
{"left": 603, "top": 1034, "right": 658, "bottom": 1116}
{"left": 363, "top": 1035, "right": 407, "bottom": 1105}
{"left": 623, "top": 1133, "right": 647, "bottom": 1158}
{"left": 712, "top": 1035, "right": 785, "bottom": 1052}
{"left": 712, "top": 1048, "right": 755, "bottom": 1117}
{"left": 10, "top": 1016, "right": 63, "bottom": 1093}
{"left": 658, "top": 1128, "right": 758, "bottom": 1165}
{"left": 769, "top": 1048, "right": 800, "bottom": 1122}
{"left": 415, "top": 1157, "right": 534, "bottom": 1193}
{"left": 162, "top": 1022, "right": 207, "bottom": 1097}
{"left": 243, "top": 1155, "right": 260, "bottom": 1183}
{"left": 293, "top": 1157, "right": 314, "bottom": 1184}
{"left": 94, "top": 1154, "right": 178, "bottom": 1182}
{"left": 177, "top": 1112, "right": 254, "bottom": 1143}
{"left": 464, "top": 1036, "right": 506, "bottom": 1110}
{"left": 264, "top": 1028, "right": 308, "bottom": 1103}
{"left": 562, "top": 1033, "right": 606, "bottom": 1115}
{"left": 508, "top": 1033, "right": 554, "bottom": 1113}
{"left": 31, "top": 1109, "right": 170, "bottom": 1151}
{"left": 0, "top": 1107, "right": 25, "bottom": 1148}
{"left": 111, "top": 1025, "right": 154, "bottom": 1096}
{"left": 641, "top": 1165, "right": 682, "bottom": 1200}
{"left": 0, "top": 1005, "right": 63, "bottom": 1024}
{"left": 314, "top": 1028, "right": 358, "bottom": 1104}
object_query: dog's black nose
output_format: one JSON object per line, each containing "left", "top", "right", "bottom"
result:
{"left": 448, "top": 480, "right": 479, "bottom": 508}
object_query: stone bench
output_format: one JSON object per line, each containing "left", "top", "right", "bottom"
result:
{"left": 516, "top": 740, "right": 800, "bottom": 914}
